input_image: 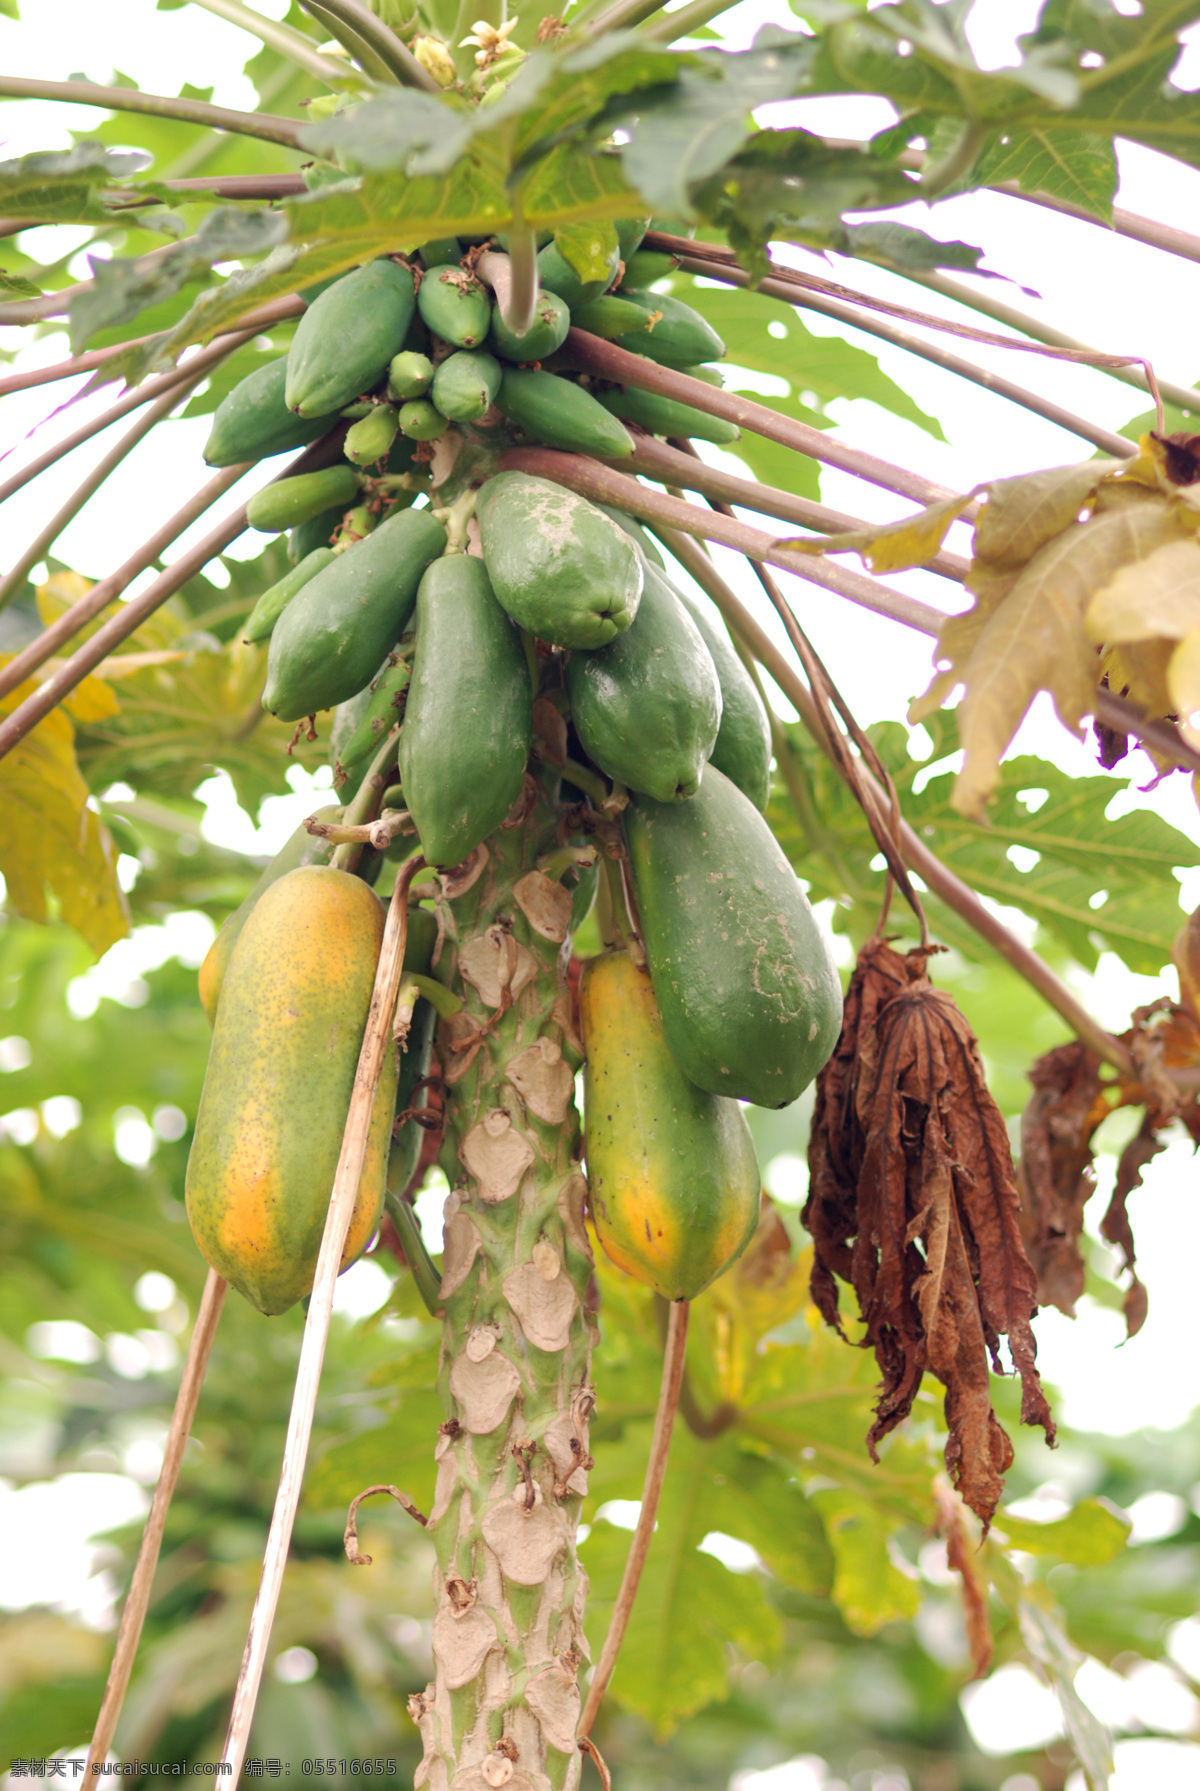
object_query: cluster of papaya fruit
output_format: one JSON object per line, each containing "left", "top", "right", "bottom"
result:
{"left": 184, "top": 220, "right": 842, "bottom": 1320}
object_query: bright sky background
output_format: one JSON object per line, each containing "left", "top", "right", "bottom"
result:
{"left": 3, "top": 2, "right": 1200, "bottom": 1782}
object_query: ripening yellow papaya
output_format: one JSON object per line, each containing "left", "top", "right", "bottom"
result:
{"left": 185, "top": 865, "right": 397, "bottom": 1315}
{"left": 581, "top": 949, "right": 761, "bottom": 1301}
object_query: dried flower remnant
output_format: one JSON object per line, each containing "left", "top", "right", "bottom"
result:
{"left": 804, "top": 937, "right": 1055, "bottom": 1528}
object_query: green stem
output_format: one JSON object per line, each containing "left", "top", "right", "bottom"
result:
{"left": 638, "top": 0, "right": 738, "bottom": 41}
{"left": 182, "top": 0, "right": 364, "bottom": 87}
{"left": 406, "top": 973, "right": 464, "bottom": 1021}
{"left": 297, "top": 0, "right": 444, "bottom": 90}
{"left": 433, "top": 487, "right": 478, "bottom": 553}
{"left": 385, "top": 1190, "right": 444, "bottom": 1315}
{"left": 560, "top": 756, "right": 609, "bottom": 804}
{"left": 300, "top": 0, "right": 401, "bottom": 81}
{"left": 0, "top": 77, "right": 305, "bottom": 150}
{"left": 570, "top": 0, "right": 668, "bottom": 37}
{"left": 333, "top": 731, "right": 402, "bottom": 871}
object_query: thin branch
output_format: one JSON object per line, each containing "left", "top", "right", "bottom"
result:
{"left": 647, "top": 231, "right": 1182, "bottom": 418}
{"left": 578, "top": 1736, "right": 612, "bottom": 1791}
{"left": 0, "top": 430, "right": 344, "bottom": 756}
{"left": 182, "top": 0, "right": 362, "bottom": 86}
{"left": 571, "top": 0, "right": 672, "bottom": 37}
{"left": 0, "top": 76, "right": 306, "bottom": 149}
{"left": 296, "top": 0, "right": 443, "bottom": 90}
{"left": 496, "top": 446, "right": 946, "bottom": 634}
{"left": 86, "top": 1271, "right": 228, "bottom": 1772}
{"left": 904, "top": 266, "right": 1199, "bottom": 419}
{"left": 563, "top": 328, "right": 963, "bottom": 509}
{"left": 221, "top": 852, "right": 427, "bottom": 1779}
{"left": 384, "top": 1190, "right": 443, "bottom": 1315}
{"left": 301, "top": 0, "right": 402, "bottom": 82}
{"left": 625, "top": 435, "right": 971, "bottom": 583}
{"left": 0, "top": 294, "right": 303, "bottom": 401}
{"left": 332, "top": 730, "right": 405, "bottom": 871}
{"left": 344, "top": 1483, "right": 427, "bottom": 1566}
{"left": 0, "top": 371, "right": 210, "bottom": 612}
{"left": 0, "top": 330, "right": 254, "bottom": 514}
{"left": 654, "top": 523, "right": 1136, "bottom": 1076}
{"left": 306, "top": 807, "right": 411, "bottom": 848}
{"left": 639, "top": 0, "right": 742, "bottom": 40}
{"left": 578, "top": 1299, "right": 689, "bottom": 1738}
{"left": 667, "top": 254, "right": 1137, "bottom": 459}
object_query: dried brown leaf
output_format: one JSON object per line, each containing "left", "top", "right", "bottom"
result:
{"left": 1015, "top": 1042, "right": 1106, "bottom": 1318}
{"left": 973, "top": 461, "right": 1118, "bottom": 569}
{"left": 933, "top": 1474, "right": 992, "bottom": 1680}
{"left": 805, "top": 938, "right": 1055, "bottom": 1528}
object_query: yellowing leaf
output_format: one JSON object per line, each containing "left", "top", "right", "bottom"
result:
{"left": 1086, "top": 536, "right": 1200, "bottom": 642}
{"left": 0, "top": 658, "right": 128, "bottom": 957}
{"left": 973, "top": 460, "right": 1118, "bottom": 569}
{"left": 1168, "top": 627, "right": 1200, "bottom": 733}
{"left": 782, "top": 491, "right": 975, "bottom": 574}
{"left": 951, "top": 498, "right": 1184, "bottom": 819}
{"left": 36, "top": 568, "right": 92, "bottom": 624}
{"left": 61, "top": 674, "right": 121, "bottom": 724}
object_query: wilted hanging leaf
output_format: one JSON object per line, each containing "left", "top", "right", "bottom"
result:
{"left": 780, "top": 490, "right": 975, "bottom": 573}
{"left": 0, "top": 657, "right": 129, "bottom": 957}
{"left": 932, "top": 1473, "right": 992, "bottom": 1679}
{"left": 1015, "top": 1040, "right": 1108, "bottom": 1318}
{"left": 805, "top": 936, "right": 1055, "bottom": 1528}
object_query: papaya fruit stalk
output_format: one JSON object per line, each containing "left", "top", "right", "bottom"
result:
{"left": 410, "top": 786, "right": 596, "bottom": 1790}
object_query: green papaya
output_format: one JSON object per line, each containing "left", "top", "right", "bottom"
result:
{"left": 489, "top": 289, "right": 570, "bottom": 362}
{"left": 416, "top": 267, "right": 491, "bottom": 348}
{"left": 496, "top": 369, "right": 634, "bottom": 459}
{"left": 197, "top": 807, "right": 341, "bottom": 1024}
{"left": 612, "top": 289, "right": 725, "bottom": 369}
{"left": 594, "top": 503, "right": 664, "bottom": 569}
{"left": 186, "top": 866, "right": 397, "bottom": 1315}
{"left": 388, "top": 351, "right": 435, "bottom": 401}
{"left": 537, "top": 241, "right": 615, "bottom": 311}
{"left": 243, "top": 548, "right": 336, "bottom": 645}
{"left": 615, "top": 218, "right": 651, "bottom": 263}
{"left": 477, "top": 471, "right": 643, "bottom": 648}
{"left": 565, "top": 558, "right": 721, "bottom": 802}
{"left": 595, "top": 384, "right": 740, "bottom": 445}
{"left": 263, "top": 507, "right": 447, "bottom": 721}
{"left": 246, "top": 465, "right": 359, "bottom": 533}
{"left": 431, "top": 349, "right": 502, "bottom": 423}
{"left": 286, "top": 259, "right": 416, "bottom": 418}
{"left": 330, "top": 675, "right": 383, "bottom": 796}
{"left": 623, "top": 249, "right": 676, "bottom": 287}
{"left": 683, "top": 362, "right": 725, "bottom": 387}
{"left": 337, "top": 654, "right": 412, "bottom": 768}
{"left": 387, "top": 906, "right": 440, "bottom": 1198}
{"left": 288, "top": 504, "right": 345, "bottom": 564}
{"left": 399, "top": 398, "right": 449, "bottom": 441}
{"left": 418, "top": 236, "right": 461, "bottom": 268}
{"left": 625, "top": 766, "right": 842, "bottom": 1107}
{"left": 204, "top": 357, "right": 338, "bottom": 467}
{"left": 569, "top": 295, "right": 654, "bottom": 341}
{"left": 345, "top": 404, "right": 399, "bottom": 465}
{"left": 582, "top": 950, "right": 760, "bottom": 1301}
{"left": 397, "top": 554, "right": 532, "bottom": 868}
{"left": 674, "top": 585, "right": 772, "bottom": 812}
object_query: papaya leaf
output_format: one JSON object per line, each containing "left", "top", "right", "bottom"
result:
{"left": 299, "top": 88, "right": 478, "bottom": 177}
{"left": 917, "top": 494, "right": 1189, "bottom": 820}
{"left": 782, "top": 492, "right": 975, "bottom": 571}
{"left": 555, "top": 219, "right": 619, "bottom": 283}
{"left": 0, "top": 659, "right": 129, "bottom": 958}
{"left": 67, "top": 206, "right": 289, "bottom": 352}
{"left": 765, "top": 716, "right": 1200, "bottom": 975}
{"left": 998, "top": 1498, "right": 1131, "bottom": 1567}
{"left": 617, "top": 41, "right": 812, "bottom": 218}
{"left": 688, "top": 129, "right": 918, "bottom": 274}
{"left": 0, "top": 143, "right": 158, "bottom": 226}
{"left": 0, "top": 267, "right": 41, "bottom": 298}
{"left": 972, "top": 126, "right": 1117, "bottom": 219}
{"left": 810, "top": 1486, "right": 921, "bottom": 1636}
{"left": 675, "top": 277, "right": 946, "bottom": 441}
{"left": 1086, "top": 537, "right": 1200, "bottom": 643}
{"left": 841, "top": 218, "right": 987, "bottom": 274}
{"left": 1019, "top": 1599, "right": 1114, "bottom": 1790}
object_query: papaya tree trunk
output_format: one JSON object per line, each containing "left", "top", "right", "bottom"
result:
{"left": 411, "top": 788, "right": 596, "bottom": 1791}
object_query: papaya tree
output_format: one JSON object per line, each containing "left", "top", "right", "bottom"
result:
{"left": 2, "top": 2, "right": 1200, "bottom": 1787}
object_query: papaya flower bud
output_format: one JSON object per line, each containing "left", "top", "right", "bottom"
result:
{"left": 412, "top": 35, "right": 458, "bottom": 86}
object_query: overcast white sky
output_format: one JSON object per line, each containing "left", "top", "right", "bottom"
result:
{"left": 3, "top": 4, "right": 1200, "bottom": 1781}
